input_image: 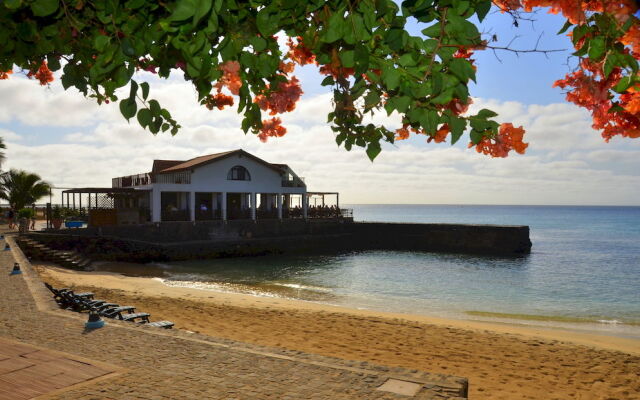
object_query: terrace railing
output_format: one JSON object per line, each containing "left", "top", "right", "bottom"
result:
{"left": 112, "top": 173, "right": 151, "bottom": 188}
{"left": 281, "top": 176, "right": 305, "bottom": 188}
{"left": 112, "top": 171, "right": 191, "bottom": 188}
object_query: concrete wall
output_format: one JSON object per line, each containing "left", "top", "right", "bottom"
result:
{"left": 31, "top": 220, "right": 531, "bottom": 262}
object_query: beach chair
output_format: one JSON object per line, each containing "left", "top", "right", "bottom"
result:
{"left": 146, "top": 321, "right": 174, "bottom": 329}
{"left": 113, "top": 311, "right": 151, "bottom": 323}
{"left": 101, "top": 306, "right": 136, "bottom": 318}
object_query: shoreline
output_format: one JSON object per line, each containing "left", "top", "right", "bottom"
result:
{"left": 38, "top": 264, "right": 640, "bottom": 356}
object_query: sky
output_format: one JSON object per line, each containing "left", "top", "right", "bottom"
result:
{"left": 0, "top": 8, "right": 639, "bottom": 206}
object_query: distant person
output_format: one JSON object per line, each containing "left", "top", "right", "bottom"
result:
{"left": 30, "top": 203, "right": 37, "bottom": 230}
{"left": 7, "top": 208, "right": 14, "bottom": 229}
{"left": 200, "top": 203, "right": 208, "bottom": 211}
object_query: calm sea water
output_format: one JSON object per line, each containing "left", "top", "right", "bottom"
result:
{"left": 96, "top": 205, "right": 640, "bottom": 336}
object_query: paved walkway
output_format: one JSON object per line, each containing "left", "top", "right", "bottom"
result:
{"left": 0, "top": 337, "right": 119, "bottom": 400}
{"left": 0, "top": 231, "right": 467, "bottom": 399}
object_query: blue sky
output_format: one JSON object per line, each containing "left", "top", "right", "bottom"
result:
{"left": 0, "top": 7, "right": 638, "bottom": 206}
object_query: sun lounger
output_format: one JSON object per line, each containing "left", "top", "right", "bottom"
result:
{"left": 146, "top": 321, "right": 174, "bottom": 329}
{"left": 118, "top": 312, "right": 150, "bottom": 323}
{"left": 101, "top": 306, "right": 136, "bottom": 318}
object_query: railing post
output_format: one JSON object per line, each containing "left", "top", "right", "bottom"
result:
{"left": 222, "top": 192, "right": 227, "bottom": 221}
{"left": 277, "top": 194, "right": 282, "bottom": 220}
{"left": 302, "top": 193, "right": 308, "bottom": 219}
{"left": 189, "top": 191, "right": 195, "bottom": 222}
{"left": 250, "top": 192, "right": 256, "bottom": 221}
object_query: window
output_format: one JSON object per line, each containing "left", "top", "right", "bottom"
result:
{"left": 227, "top": 166, "right": 251, "bottom": 181}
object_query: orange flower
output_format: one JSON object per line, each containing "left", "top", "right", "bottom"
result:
{"left": 27, "top": 61, "right": 54, "bottom": 85}
{"left": 287, "top": 37, "right": 315, "bottom": 66}
{"left": 473, "top": 123, "right": 528, "bottom": 157}
{"left": 204, "top": 93, "right": 234, "bottom": 110}
{"left": 254, "top": 77, "right": 303, "bottom": 115}
{"left": 428, "top": 124, "right": 450, "bottom": 143}
{"left": 213, "top": 61, "right": 243, "bottom": 95}
{"left": 258, "top": 117, "right": 287, "bottom": 142}
{"left": 395, "top": 126, "right": 410, "bottom": 141}
{"left": 0, "top": 69, "right": 12, "bottom": 80}
{"left": 279, "top": 61, "right": 295, "bottom": 74}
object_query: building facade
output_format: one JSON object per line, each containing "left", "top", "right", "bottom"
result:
{"left": 110, "top": 149, "right": 322, "bottom": 223}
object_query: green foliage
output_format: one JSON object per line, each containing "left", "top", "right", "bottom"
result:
{"left": 51, "top": 205, "right": 62, "bottom": 219}
{"left": 2, "top": 0, "right": 614, "bottom": 160}
{"left": 0, "top": 169, "right": 51, "bottom": 211}
{"left": 18, "top": 208, "right": 34, "bottom": 219}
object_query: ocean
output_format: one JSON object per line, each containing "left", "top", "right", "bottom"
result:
{"left": 94, "top": 205, "right": 640, "bottom": 337}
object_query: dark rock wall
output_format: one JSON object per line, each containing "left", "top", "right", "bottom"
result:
{"left": 27, "top": 221, "right": 531, "bottom": 263}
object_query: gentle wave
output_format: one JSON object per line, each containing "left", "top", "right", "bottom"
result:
{"left": 157, "top": 277, "right": 339, "bottom": 302}
{"left": 465, "top": 311, "right": 640, "bottom": 326}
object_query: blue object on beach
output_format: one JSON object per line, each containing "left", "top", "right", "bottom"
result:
{"left": 85, "top": 310, "right": 105, "bottom": 329}
{"left": 65, "top": 221, "right": 84, "bottom": 228}
{"left": 10, "top": 263, "right": 21, "bottom": 275}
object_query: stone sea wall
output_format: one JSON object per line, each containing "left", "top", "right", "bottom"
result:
{"left": 26, "top": 220, "right": 531, "bottom": 263}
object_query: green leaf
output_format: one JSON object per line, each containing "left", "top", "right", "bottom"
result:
{"left": 366, "top": 141, "right": 381, "bottom": 161}
{"left": 140, "top": 82, "right": 149, "bottom": 100}
{"left": 4, "top": 0, "right": 22, "bottom": 10}
{"left": 119, "top": 98, "right": 137, "bottom": 121}
{"left": 475, "top": 1, "right": 491, "bottom": 22}
{"left": 418, "top": 109, "right": 439, "bottom": 133}
{"left": 249, "top": 36, "right": 267, "bottom": 52}
{"left": 170, "top": 0, "right": 196, "bottom": 21}
{"left": 256, "top": 7, "right": 279, "bottom": 37}
{"left": 557, "top": 20, "right": 573, "bottom": 35}
{"left": 137, "top": 108, "right": 152, "bottom": 127}
{"left": 392, "top": 96, "right": 412, "bottom": 113}
{"left": 421, "top": 23, "right": 441, "bottom": 38}
{"left": 448, "top": 115, "right": 467, "bottom": 144}
{"left": 476, "top": 109, "right": 498, "bottom": 119}
{"left": 385, "top": 29, "right": 406, "bottom": 51}
{"left": 31, "top": 0, "right": 59, "bottom": 17}
{"left": 321, "top": 76, "right": 335, "bottom": 86}
{"left": 94, "top": 35, "right": 110, "bottom": 52}
{"left": 588, "top": 36, "right": 606, "bottom": 61}
{"left": 448, "top": 58, "right": 475, "bottom": 83}
{"left": 398, "top": 53, "right": 415, "bottom": 67}
{"left": 192, "top": 0, "right": 212, "bottom": 25}
{"left": 128, "top": 80, "right": 138, "bottom": 100}
{"left": 364, "top": 91, "right": 381, "bottom": 109}
{"left": 148, "top": 99, "right": 161, "bottom": 114}
{"left": 339, "top": 50, "right": 355, "bottom": 68}
{"left": 613, "top": 76, "right": 631, "bottom": 92}
{"left": 469, "top": 129, "right": 484, "bottom": 144}
{"left": 382, "top": 68, "right": 401, "bottom": 90}
{"left": 603, "top": 53, "right": 618, "bottom": 78}
{"left": 322, "top": 9, "right": 346, "bottom": 43}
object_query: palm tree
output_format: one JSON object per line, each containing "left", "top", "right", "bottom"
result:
{"left": 0, "top": 137, "right": 6, "bottom": 170}
{"left": 0, "top": 169, "right": 51, "bottom": 211}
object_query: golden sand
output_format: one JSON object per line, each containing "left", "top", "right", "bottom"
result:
{"left": 38, "top": 265, "right": 640, "bottom": 400}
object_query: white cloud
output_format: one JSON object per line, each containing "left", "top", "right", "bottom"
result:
{"left": 0, "top": 75, "right": 638, "bottom": 206}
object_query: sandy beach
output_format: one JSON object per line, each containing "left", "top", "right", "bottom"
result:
{"left": 37, "top": 264, "right": 640, "bottom": 400}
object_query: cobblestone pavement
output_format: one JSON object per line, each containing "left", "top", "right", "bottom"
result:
{"left": 0, "top": 232, "right": 467, "bottom": 399}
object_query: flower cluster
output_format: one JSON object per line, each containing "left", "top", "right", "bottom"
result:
{"left": 213, "top": 61, "right": 242, "bottom": 95}
{"left": 204, "top": 93, "right": 234, "bottom": 110}
{"left": 258, "top": 117, "right": 287, "bottom": 142}
{"left": 254, "top": 77, "right": 303, "bottom": 115}
{"left": 472, "top": 123, "right": 528, "bottom": 158}
{"left": 0, "top": 69, "right": 12, "bottom": 80}
{"left": 27, "top": 61, "right": 53, "bottom": 85}
{"left": 287, "top": 37, "right": 315, "bottom": 66}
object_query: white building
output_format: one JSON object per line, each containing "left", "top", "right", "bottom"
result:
{"left": 100, "top": 149, "right": 339, "bottom": 223}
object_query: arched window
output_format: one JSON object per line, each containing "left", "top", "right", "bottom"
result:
{"left": 227, "top": 165, "right": 251, "bottom": 181}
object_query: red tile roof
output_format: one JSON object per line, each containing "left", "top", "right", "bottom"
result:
{"left": 154, "top": 149, "right": 285, "bottom": 174}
